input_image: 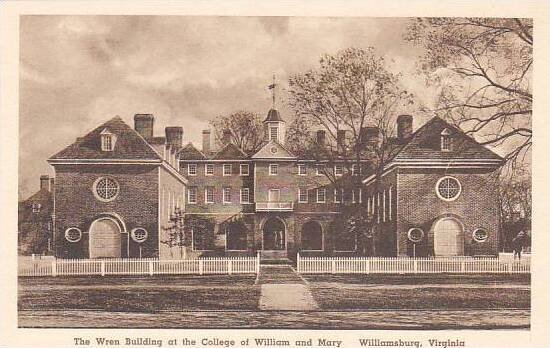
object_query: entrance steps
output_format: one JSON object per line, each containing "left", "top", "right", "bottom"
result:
{"left": 260, "top": 250, "right": 293, "bottom": 265}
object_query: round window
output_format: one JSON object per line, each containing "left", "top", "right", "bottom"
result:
{"left": 473, "top": 228, "right": 489, "bottom": 242}
{"left": 407, "top": 228, "right": 424, "bottom": 243}
{"left": 65, "top": 227, "right": 82, "bottom": 243}
{"left": 93, "top": 177, "right": 119, "bottom": 202}
{"left": 270, "top": 146, "right": 278, "bottom": 154}
{"left": 436, "top": 176, "right": 461, "bottom": 201}
{"left": 131, "top": 228, "right": 148, "bottom": 243}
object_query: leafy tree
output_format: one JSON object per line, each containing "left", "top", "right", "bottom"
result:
{"left": 405, "top": 18, "right": 532, "bottom": 166}
{"left": 210, "top": 111, "right": 264, "bottom": 153}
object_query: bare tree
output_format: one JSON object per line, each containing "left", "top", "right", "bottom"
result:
{"left": 286, "top": 47, "right": 415, "bottom": 255}
{"left": 210, "top": 111, "right": 264, "bottom": 153}
{"left": 405, "top": 18, "right": 532, "bottom": 166}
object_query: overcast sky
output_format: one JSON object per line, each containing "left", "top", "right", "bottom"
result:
{"left": 20, "top": 16, "right": 439, "bottom": 199}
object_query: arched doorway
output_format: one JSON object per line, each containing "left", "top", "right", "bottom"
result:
{"left": 301, "top": 221, "right": 323, "bottom": 251}
{"left": 433, "top": 218, "right": 464, "bottom": 256}
{"left": 89, "top": 217, "right": 122, "bottom": 258}
{"left": 263, "top": 217, "right": 285, "bottom": 250}
{"left": 226, "top": 221, "right": 248, "bottom": 251}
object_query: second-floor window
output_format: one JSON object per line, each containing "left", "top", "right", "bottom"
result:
{"left": 241, "top": 188, "right": 250, "bottom": 203}
{"left": 32, "top": 203, "right": 41, "bottom": 213}
{"left": 205, "top": 163, "right": 214, "bottom": 175}
{"left": 240, "top": 164, "right": 249, "bottom": 176}
{"left": 351, "top": 164, "right": 359, "bottom": 176}
{"left": 223, "top": 164, "right": 232, "bottom": 176}
{"left": 334, "top": 188, "right": 343, "bottom": 203}
{"left": 298, "top": 164, "right": 307, "bottom": 175}
{"left": 298, "top": 188, "right": 308, "bottom": 203}
{"left": 352, "top": 188, "right": 362, "bottom": 203}
{"left": 334, "top": 164, "right": 343, "bottom": 176}
{"left": 205, "top": 187, "right": 214, "bottom": 204}
{"left": 269, "top": 164, "right": 278, "bottom": 175}
{"left": 188, "top": 187, "right": 197, "bottom": 204}
{"left": 316, "top": 164, "right": 325, "bottom": 176}
{"left": 317, "top": 188, "right": 326, "bottom": 203}
{"left": 188, "top": 163, "right": 197, "bottom": 176}
{"left": 223, "top": 187, "right": 231, "bottom": 203}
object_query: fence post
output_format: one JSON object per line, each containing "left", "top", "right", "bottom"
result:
{"left": 256, "top": 251, "right": 260, "bottom": 274}
{"left": 297, "top": 252, "right": 301, "bottom": 273}
{"left": 331, "top": 259, "right": 336, "bottom": 274}
{"left": 460, "top": 260, "right": 465, "bottom": 273}
{"left": 101, "top": 260, "right": 105, "bottom": 276}
{"left": 199, "top": 259, "right": 204, "bottom": 275}
{"left": 413, "top": 259, "right": 418, "bottom": 274}
{"left": 51, "top": 260, "right": 57, "bottom": 277}
{"left": 149, "top": 260, "right": 154, "bottom": 276}
{"left": 228, "top": 260, "right": 232, "bottom": 275}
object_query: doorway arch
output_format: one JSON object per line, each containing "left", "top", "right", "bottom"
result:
{"left": 262, "top": 217, "right": 286, "bottom": 250}
{"left": 89, "top": 217, "right": 123, "bottom": 258}
{"left": 433, "top": 217, "right": 464, "bottom": 256}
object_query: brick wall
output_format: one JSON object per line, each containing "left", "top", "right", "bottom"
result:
{"left": 53, "top": 164, "right": 159, "bottom": 258}
{"left": 396, "top": 168, "right": 500, "bottom": 256}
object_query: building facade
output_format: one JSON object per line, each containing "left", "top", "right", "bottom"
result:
{"left": 47, "top": 109, "right": 503, "bottom": 259}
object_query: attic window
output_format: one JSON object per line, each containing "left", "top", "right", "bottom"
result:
{"left": 440, "top": 128, "right": 452, "bottom": 152}
{"left": 100, "top": 129, "right": 117, "bottom": 151}
{"left": 32, "top": 203, "right": 41, "bottom": 213}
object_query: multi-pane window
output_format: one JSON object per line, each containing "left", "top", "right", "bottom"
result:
{"left": 223, "top": 187, "right": 231, "bottom": 203}
{"left": 441, "top": 135, "right": 451, "bottom": 151}
{"left": 205, "top": 163, "right": 214, "bottom": 175}
{"left": 101, "top": 135, "right": 113, "bottom": 151}
{"left": 298, "top": 188, "right": 308, "bottom": 203}
{"left": 298, "top": 163, "right": 307, "bottom": 175}
{"left": 270, "top": 126, "right": 278, "bottom": 141}
{"left": 316, "top": 164, "right": 325, "bottom": 176}
{"left": 240, "top": 188, "right": 250, "bottom": 203}
{"left": 269, "top": 164, "right": 278, "bottom": 175}
{"left": 334, "top": 188, "right": 343, "bottom": 203}
{"left": 436, "top": 176, "right": 461, "bottom": 201}
{"left": 352, "top": 189, "right": 361, "bottom": 203}
{"left": 223, "top": 164, "right": 232, "bottom": 176}
{"left": 205, "top": 187, "right": 214, "bottom": 204}
{"left": 317, "top": 188, "right": 326, "bottom": 203}
{"left": 240, "top": 164, "right": 249, "bottom": 176}
{"left": 188, "top": 187, "right": 197, "bottom": 204}
{"left": 334, "top": 164, "right": 343, "bottom": 176}
{"left": 32, "top": 203, "right": 41, "bottom": 213}
{"left": 351, "top": 164, "right": 359, "bottom": 176}
{"left": 188, "top": 163, "right": 197, "bottom": 176}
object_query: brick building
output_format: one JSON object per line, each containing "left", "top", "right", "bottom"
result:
{"left": 47, "top": 108, "right": 503, "bottom": 259}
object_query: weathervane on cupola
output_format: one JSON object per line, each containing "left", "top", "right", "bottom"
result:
{"left": 264, "top": 73, "right": 286, "bottom": 144}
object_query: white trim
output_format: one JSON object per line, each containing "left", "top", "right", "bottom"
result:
{"left": 222, "top": 187, "right": 232, "bottom": 204}
{"left": 48, "top": 158, "right": 161, "bottom": 164}
{"left": 383, "top": 189, "right": 386, "bottom": 222}
{"left": 157, "top": 167, "right": 161, "bottom": 257}
{"left": 223, "top": 163, "right": 232, "bottom": 176}
{"left": 473, "top": 228, "right": 489, "bottom": 243}
{"left": 187, "top": 186, "right": 197, "bottom": 204}
{"left": 269, "top": 163, "right": 278, "bottom": 175}
{"left": 297, "top": 163, "right": 307, "bottom": 176}
{"left": 205, "top": 187, "right": 214, "bottom": 204}
{"left": 298, "top": 188, "right": 308, "bottom": 203}
{"left": 130, "top": 228, "right": 148, "bottom": 243}
{"left": 205, "top": 163, "right": 214, "bottom": 176}
{"left": 92, "top": 177, "right": 120, "bottom": 202}
{"left": 240, "top": 163, "right": 250, "bottom": 176}
{"left": 407, "top": 228, "right": 424, "bottom": 243}
{"left": 316, "top": 164, "right": 325, "bottom": 176}
{"left": 240, "top": 188, "right": 250, "bottom": 204}
{"left": 334, "top": 164, "right": 343, "bottom": 176}
{"left": 316, "top": 188, "right": 326, "bottom": 203}
{"left": 435, "top": 176, "right": 462, "bottom": 202}
{"left": 333, "top": 188, "right": 343, "bottom": 203}
{"left": 388, "top": 186, "right": 392, "bottom": 221}
{"left": 64, "top": 227, "right": 82, "bottom": 243}
{"left": 187, "top": 163, "right": 197, "bottom": 176}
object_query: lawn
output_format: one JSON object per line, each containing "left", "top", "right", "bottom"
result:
{"left": 18, "top": 275, "right": 260, "bottom": 311}
{"left": 303, "top": 274, "right": 531, "bottom": 310}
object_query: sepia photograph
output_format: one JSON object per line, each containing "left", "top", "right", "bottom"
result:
{"left": 15, "top": 14, "right": 532, "bottom": 332}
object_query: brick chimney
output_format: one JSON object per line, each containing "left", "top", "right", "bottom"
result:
{"left": 165, "top": 127, "right": 183, "bottom": 148}
{"left": 40, "top": 175, "right": 50, "bottom": 192}
{"left": 337, "top": 129, "right": 346, "bottom": 151}
{"left": 134, "top": 114, "right": 154, "bottom": 141}
{"left": 202, "top": 130, "right": 211, "bottom": 153}
{"left": 397, "top": 114, "right": 413, "bottom": 142}
{"left": 222, "top": 129, "right": 232, "bottom": 145}
{"left": 316, "top": 130, "right": 326, "bottom": 146}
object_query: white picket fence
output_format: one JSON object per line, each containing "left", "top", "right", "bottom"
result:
{"left": 297, "top": 255, "right": 530, "bottom": 274}
{"left": 19, "top": 255, "right": 260, "bottom": 277}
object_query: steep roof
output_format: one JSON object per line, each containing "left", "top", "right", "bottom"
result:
{"left": 179, "top": 143, "right": 207, "bottom": 160}
{"left": 264, "top": 109, "right": 284, "bottom": 122}
{"left": 212, "top": 143, "right": 248, "bottom": 160}
{"left": 390, "top": 116, "right": 504, "bottom": 162}
{"left": 49, "top": 116, "right": 162, "bottom": 161}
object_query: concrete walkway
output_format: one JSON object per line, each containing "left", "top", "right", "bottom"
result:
{"left": 258, "top": 265, "right": 319, "bottom": 311}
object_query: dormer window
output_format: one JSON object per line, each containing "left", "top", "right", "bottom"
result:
{"left": 100, "top": 129, "right": 117, "bottom": 151}
{"left": 32, "top": 203, "right": 41, "bottom": 213}
{"left": 440, "top": 128, "right": 452, "bottom": 152}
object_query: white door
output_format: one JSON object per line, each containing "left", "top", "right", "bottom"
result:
{"left": 433, "top": 218, "right": 463, "bottom": 256}
{"left": 89, "top": 218, "right": 121, "bottom": 258}
{"left": 268, "top": 189, "right": 280, "bottom": 202}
